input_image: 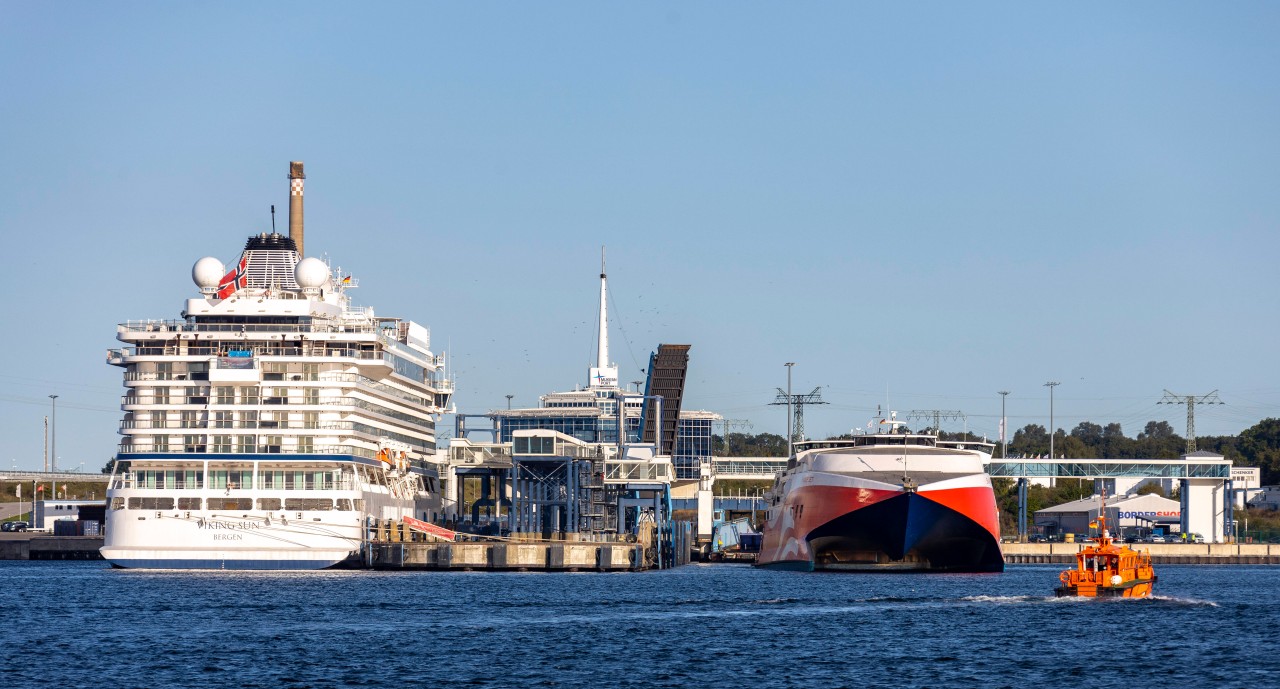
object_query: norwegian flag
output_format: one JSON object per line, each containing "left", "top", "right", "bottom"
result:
{"left": 216, "top": 255, "right": 248, "bottom": 299}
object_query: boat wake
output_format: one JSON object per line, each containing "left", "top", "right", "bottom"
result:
{"left": 1146, "top": 594, "right": 1219, "bottom": 607}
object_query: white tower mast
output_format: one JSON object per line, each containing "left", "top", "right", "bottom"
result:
{"left": 589, "top": 247, "right": 619, "bottom": 389}
{"left": 598, "top": 247, "right": 609, "bottom": 371}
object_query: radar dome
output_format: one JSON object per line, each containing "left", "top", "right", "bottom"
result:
{"left": 294, "top": 257, "right": 330, "bottom": 289}
{"left": 192, "top": 257, "right": 224, "bottom": 289}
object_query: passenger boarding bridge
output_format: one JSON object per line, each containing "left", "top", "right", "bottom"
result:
{"left": 990, "top": 452, "right": 1238, "bottom": 543}
{"left": 693, "top": 451, "right": 1243, "bottom": 544}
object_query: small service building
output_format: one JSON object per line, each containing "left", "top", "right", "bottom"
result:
{"left": 1034, "top": 493, "right": 1184, "bottom": 539}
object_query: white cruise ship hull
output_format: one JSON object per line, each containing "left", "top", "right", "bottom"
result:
{"left": 102, "top": 514, "right": 364, "bottom": 570}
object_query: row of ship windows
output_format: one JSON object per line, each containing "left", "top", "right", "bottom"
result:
{"left": 127, "top": 469, "right": 347, "bottom": 490}
{"left": 112, "top": 497, "right": 362, "bottom": 511}
{"left": 125, "top": 438, "right": 315, "bottom": 453}
{"left": 129, "top": 363, "right": 434, "bottom": 406}
{"left": 125, "top": 390, "right": 434, "bottom": 428}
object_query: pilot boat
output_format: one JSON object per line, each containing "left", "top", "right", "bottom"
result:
{"left": 1055, "top": 492, "right": 1157, "bottom": 598}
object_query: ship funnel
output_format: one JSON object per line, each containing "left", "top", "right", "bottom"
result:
{"left": 288, "top": 161, "right": 305, "bottom": 256}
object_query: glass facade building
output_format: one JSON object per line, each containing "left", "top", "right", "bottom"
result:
{"left": 492, "top": 407, "right": 717, "bottom": 480}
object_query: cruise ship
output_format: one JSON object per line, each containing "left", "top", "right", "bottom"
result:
{"left": 756, "top": 416, "right": 1004, "bottom": 572}
{"left": 101, "top": 162, "right": 453, "bottom": 569}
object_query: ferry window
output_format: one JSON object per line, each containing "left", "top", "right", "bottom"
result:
{"left": 186, "top": 470, "right": 202, "bottom": 489}
{"left": 236, "top": 436, "right": 254, "bottom": 453}
{"left": 263, "top": 436, "right": 283, "bottom": 454}
{"left": 297, "top": 437, "right": 314, "bottom": 453}
{"left": 183, "top": 435, "right": 206, "bottom": 453}
{"left": 178, "top": 497, "right": 202, "bottom": 510}
{"left": 257, "top": 498, "right": 282, "bottom": 511}
{"left": 285, "top": 471, "right": 305, "bottom": 490}
{"left": 155, "top": 387, "right": 170, "bottom": 404}
{"left": 215, "top": 387, "right": 234, "bottom": 405}
{"left": 111, "top": 497, "right": 125, "bottom": 510}
{"left": 285, "top": 498, "right": 333, "bottom": 511}
{"left": 127, "top": 497, "right": 175, "bottom": 510}
{"left": 209, "top": 470, "right": 253, "bottom": 490}
{"left": 336, "top": 499, "right": 353, "bottom": 511}
{"left": 212, "top": 436, "right": 233, "bottom": 453}
{"left": 154, "top": 435, "right": 171, "bottom": 452}
{"left": 206, "top": 498, "right": 251, "bottom": 511}
{"left": 240, "top": 388, "right": 260, "bottom": 405}
{"left": 258, "top": 470, "right": 280, "bottom": 490}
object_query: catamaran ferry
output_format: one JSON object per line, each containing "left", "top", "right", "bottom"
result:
{"left": 756, "top": 414, "right": 1004, "bottom": 572}
{"left": 101, "top": 162, "right": 453, "bottom": 569}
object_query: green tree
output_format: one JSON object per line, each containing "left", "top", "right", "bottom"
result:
{"left": 1010, "top": 424, "right": 1048, "bottom": 457}
{"left": 1071, "top": 421, "right": 1103, "bottom": 448}
{"left": 1239, "top": 418, "right": 1280, "bottom": 484}
{"left": 713, "top": 432, "right": 789, "bottom": 457}
{"left": 1134, "top": 481, "right": 1166, "bottom": 497}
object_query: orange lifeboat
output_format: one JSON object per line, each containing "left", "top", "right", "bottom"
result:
{"left": 1055, "top": 495, "right": 1157, "bottom": 598}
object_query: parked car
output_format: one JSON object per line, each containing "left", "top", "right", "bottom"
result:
{"left": 1029, "top": 534, "right": 1048, "bottom": 543}
{"left": 1, "top": 521, "right": 30, "bottom": 532}
{"left": 1150, "top": 535, "right": 1166, "bottom": 543}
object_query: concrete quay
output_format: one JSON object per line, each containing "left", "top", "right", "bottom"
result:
{"left": 364, "top": 540, "right": 660, "bottom": 571}
{"left": 1003, "top": 542, "right": 1280, "bottom": 565}
{"left": 0, "top": 535, "right": 104, "bottom": 560}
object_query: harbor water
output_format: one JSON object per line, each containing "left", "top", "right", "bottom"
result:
{"left": 1, "top": 562, "right": 1277, "bottom": 688}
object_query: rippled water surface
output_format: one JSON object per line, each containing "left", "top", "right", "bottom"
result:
{"left": 1, "top": 562, "right": 1276, "bottom": 688}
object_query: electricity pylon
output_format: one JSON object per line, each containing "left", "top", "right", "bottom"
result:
{"left": 1158, "top": 389, "right": 1223, "bottom": 454}
{"left": 771, "top": 387, "right": 827, "bottom": 443}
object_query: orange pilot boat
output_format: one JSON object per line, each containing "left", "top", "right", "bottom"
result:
{"left": 1055, "top": 492, "right": 1157, "bottom": 598}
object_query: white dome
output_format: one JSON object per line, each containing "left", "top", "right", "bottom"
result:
{"left": 192, "top": 257, "right": 224, "bottom": 289}
{"left": 294, "top": 257, "right": 330, "bottom": 289}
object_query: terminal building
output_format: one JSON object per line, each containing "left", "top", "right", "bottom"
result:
{"left": 474, "top": 256, "right": 719, "bottom": 481}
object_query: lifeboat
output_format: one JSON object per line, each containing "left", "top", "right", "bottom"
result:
{"left": 1054, "top": 494, "right": 1157, "bottom": 598}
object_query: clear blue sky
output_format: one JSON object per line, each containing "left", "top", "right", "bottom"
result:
{"left": 2, "top": 2, "right": 1278, "bottom": 471}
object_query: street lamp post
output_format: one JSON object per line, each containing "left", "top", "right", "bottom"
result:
{"left": 1044, "top": 382, "right": 1059, "bottom": 460}
{"left": 505, "top": 394, "right": 513, "bottom": 410}
{"left": 998, "top": 390, "right": 1011, "bottom": 459}
{"left": 49, "top": 395, "right": 58, "bottom": 473}
{"left": 785, "top": 363, "right": 795, "bottom": 458}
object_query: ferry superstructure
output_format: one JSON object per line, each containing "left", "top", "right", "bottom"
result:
{"left": 101, "top": 162, "right": 453, "bottom": 569}
{"left": 756, "top": 420, "right": 1004, "bottom": 572}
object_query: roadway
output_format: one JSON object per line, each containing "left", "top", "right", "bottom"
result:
{"left": 1, "top": 503, "right": 30, "bottom": 520}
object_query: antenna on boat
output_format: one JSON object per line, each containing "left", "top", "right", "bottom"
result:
{"left": 271, "top": 205, "right": 276, "bottom": 233}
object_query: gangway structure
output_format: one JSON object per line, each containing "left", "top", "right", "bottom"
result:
{"left": 989, "top": 453, "right": 1236, "bottom": 543}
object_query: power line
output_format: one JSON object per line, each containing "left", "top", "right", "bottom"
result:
{"left": 904, "top": 409, "right": 966, "bottom": 435}
{"left": 1158, "top": 389, "right": 1224, "bottom": 453}
{"left": 770, "top": 386, "right": 827, "bottom": 443}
